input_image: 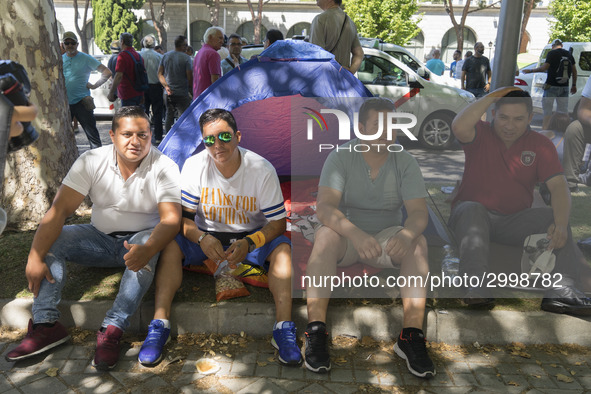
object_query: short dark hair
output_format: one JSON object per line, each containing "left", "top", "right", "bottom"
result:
{"left": 174, "top": 35, "right": 187, "bottom": 48}
{"left": 112, "top": 106, "right": 151, "bottom": 132}
{"left": 465, "top": 51, "right": 473, "bottom": 57}
{"left": 120, "top": 32, "right": 133, "bottom": 47}
{"left": 266, "top": 29, "right": 284, "bottom": 45}
{"left": 228, "top": 33, "right": 242, "bottom": 42}
{"left": 358, "top": 98, "right": 396, "bottom": 125}
{"left": 495, "top": 89, "right": 533, "bottom": 115}
{"left": 154, "top": 45, "right": 162, "bottom": 51}
{"left": 454, "top": 50, "right": 461, "bottom": 55}
{"left": 199, "top": 109, "right": 238, "bottom": 134}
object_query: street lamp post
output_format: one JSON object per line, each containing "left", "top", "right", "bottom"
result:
{"left": 488, "top": 41, "right": 493, "bottom": 59}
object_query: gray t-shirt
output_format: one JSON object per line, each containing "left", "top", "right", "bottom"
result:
{"left": 160, "top": 50, "right": 192, "bottom": 96}
{"left": 310, "top": 7, "right": 361, "bottom": 69}
{"left": 319, "top": 140, "right": 427, "bottom": 234}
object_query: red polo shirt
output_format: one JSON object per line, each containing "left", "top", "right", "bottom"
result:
{"left": 453, "top": 121, "right": 563, "bottom": 215}
{"left": 115, "top": 48, "right": 143, "bottom": 100}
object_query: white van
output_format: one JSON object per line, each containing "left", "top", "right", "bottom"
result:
{"left": 358, "top": 48, "right": 475, "bottom": 149}
{"left": 530, "top": 42, "right": 591, "bottom": 116}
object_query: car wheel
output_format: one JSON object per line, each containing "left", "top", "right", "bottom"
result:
{"left": 418, "top": 112, "right": 455, "bottom": 150}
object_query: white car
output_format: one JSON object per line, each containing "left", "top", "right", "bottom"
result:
{"left": 514, "top": 62, "right": 536, "bottom": 93}
{"left": 88, "top": 55, "right": 121, "bottom": 117}
{"left": 358, "top": 48, "right": 475, "bottom": 149}
{"left": 530, "top": 42, "right": 591, "bottom": 116}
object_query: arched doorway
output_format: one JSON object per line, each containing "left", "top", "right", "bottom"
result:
{"left": 441, "top": 27, "right": 477, "bottom": 63}
{"left": 236, "top": 21, "right": 268, "bottom": 45}
{"left": 406, "top": 30, "right": 425, "bottom": 62}
{"left": 185, "top": 20, "right": 212, "bottom": 51}
{"left": 287, "top": 22, "right": 311, "bottom": 38}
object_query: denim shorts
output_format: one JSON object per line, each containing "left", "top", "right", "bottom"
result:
{"left": 542, "top": 85, "right": 569, "bottom": 116}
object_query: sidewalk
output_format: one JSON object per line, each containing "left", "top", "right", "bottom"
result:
{"left": 2, "top": 299, "right": 591, "bottom": 392}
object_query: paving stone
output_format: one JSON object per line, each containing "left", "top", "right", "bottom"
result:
{"left": 110, "top": 360, "right": 138, "bottom": 372}
{"left": 306, "top": 368, "right": 329, "bottom": 381}
{"left": 500, "top": 374, "right": 530, "bottom": 390}
{"left": 170, "top": 372, "right": 201, "bottom": 389}
{"left": 473, "top": 373, "right": 505, "bottom": 389}
{"left": 269, "top": 378, "right": 309, "bottom": 392}
{"left": 328, "top": 368, "right": 353, "bottom": 383}
{"left": 353, "top": 368, "right": 380, "bottom": 384}
{"left": 181, "top": 359, "right": 198, "bottom": 374}
{"left": 518, "top": 363, "right": 546, "bottom": 376}
{"left": 69, "top": 346, "right": 93, "bottom": 360}
{"left": 60, "top": 374, "right": 120, "bottom": 393}
{"left": 526, "top": 373, "right": 558, "bottom": 389}
{"left": 377, "top": 371, "right": 404, "bottom": 386}
{"left": 217, "top": 361, "right": 232, "bottom": 376}
{"left": 450, "top": 373, "right": 479, "bottom": 387}
{"left": 236, "top": 377, "right": 286, "bottom": 394}
{"left": 230, "top": 361, "right": 256, "bottom": 376}
{"left": 296, "top": 382, "right": 332, "bottom": 393}
{"left": 542, "top": 363, "right": 571, "bottom": 376}
{"left": 109, "top": 372, "right": 152, "bottom": 386}
{"left": 0, "top": 389, "right": 19, "bottom": 394}
{"left": 424, "top": 370, "right": 456, "bottom": 387}
{"left": 566, "top": 364, "right": 591, "bottom": 377}
{"left": 0, "top": 374, "right": 15, "bottom": 393}
{"left": 279, "top": 365, "right": 306, "bottom": 380}
{"left": 254, "top": 363, "right": 280, "bottom": 378}
{"left": 322, "top": 382, "right": 359, "bottom": 394}
{"left": 234, "top": 352, "right": 257, "bottom": 364}
{"left": 445, "top": 361, "right": 472, "bottom": 373}
{"left": 0, "top": 357, "right": 15, "bottom": 373}
{"left": 218, "top": 377, "right": 259, "bottom": 392}
{"left": 494, "top": 363, "right": 522, "bottom": 375}
{"left": 44, "top": 344, "right": 73, "bottom": 360}
{"left": 552, "top": 375, "right": 583, "bottom": 391}
{"left": 4, "top": 372, "right": 45, "bottom": 387}
{"left": 19, "top": 376, "right": 68, "bottom": 394}
{"left": 60, "top": 359, "right": 90, "bottom": 374}
{"left": 37, "top": 358, "right": 67, "bottom": 373}
{"left": 130, "top": 375, "right": 171, "bottom": 394}
{"left": 121, "top": 346, "right": 141, "bottom": 360}
{"left": 463, "top": 353, "right": 495, "bottom": 364}
{"left": 576, "top": 376, "right": 591, "bottom": 389}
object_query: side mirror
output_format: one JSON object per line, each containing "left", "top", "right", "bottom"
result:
{"left": 417, "top": 66, "right": 429, "bottom": 80}
{"left": 408, "top": 74, "right": 423, "bottom": 89}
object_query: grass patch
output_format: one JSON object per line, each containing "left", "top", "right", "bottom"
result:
{"left": 0, "top": 184, "right": 590, "bottom": 311}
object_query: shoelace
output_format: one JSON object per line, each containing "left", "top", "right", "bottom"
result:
{"left": 144, "top": 322, "right": 166, "bottom": 344}
{"left": 402, "top": 334, "right": 431, "bottom": 363}
{"left": 277, "top": 326, "right": 296, "bottom": 345}
{"left": 305, "top": 329, "right": 328, "bottom": 353}
{"left": 98, "top": 331, "right": 120, "bottom": 349}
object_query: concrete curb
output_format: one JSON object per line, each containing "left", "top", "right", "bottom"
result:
{"left": 2, "top": 298, "right": 591, "bottom": 345}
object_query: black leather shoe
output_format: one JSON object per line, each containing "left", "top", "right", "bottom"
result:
{"left": 462, "top": 287, "right": 495, "bottom": 307}
{"left": 541, "top": 285, "right": 591, "bottom": 316}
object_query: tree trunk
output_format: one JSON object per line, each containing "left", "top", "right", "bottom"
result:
{"left": 443, "top": 0, "right": 472, "bottom": 53}
{"left": 0, "top": 0, "right": 78, "bottom": 230}
{"left": 148, "top": 0, "right": 168, "bottom": 51}
{"left": 73, "top": 0, "right": 91, "bottom": 54}
{"left": 246, "top": 0, "right": 263, "bottom": 44}
{"left": 520, "top": 0, "right": 534, "bottom": 54}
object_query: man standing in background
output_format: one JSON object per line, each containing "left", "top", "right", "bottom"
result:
{"left": 108, "top": 32, "right": 145, "bottom": 107}
{"left": 461, "top": 42, "right": 491, "bottom": 98}
{"left": 310, "top": 0, "right": 363, "bottom": 74}
{"left": 141, "top": 35, "right": 164, "bottom": 143}
{"left": 192, "top": 27, "right": 224, "bottom": 98}
{"left": 62, "top": 31, "right": 111, "bottom": 149}
{"left": 426, "top": 49, "right": 445, "bottom": 76}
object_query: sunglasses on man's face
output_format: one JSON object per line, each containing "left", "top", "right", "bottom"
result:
{"left": 203, "top": 131, "right": 234, "bottom": 147}
{"left": 64, "top": 41, "right": 77, "bottom": 46}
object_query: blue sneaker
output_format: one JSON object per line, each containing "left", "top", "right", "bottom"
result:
{"left": 271, "top": 321, "right": 303, "bottom": 366}
{"left": 138, "top": 319, "right": 171, "bottom": 366}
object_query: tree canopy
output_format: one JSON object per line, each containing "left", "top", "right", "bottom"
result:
{"left": 344, "top": 0, "right": 422, "bottom": 45}
{"left": 92, "top": 0, "right": 145, "bottom": 53}
{"left": 549, "top": 0, "right": 591, "bottom": 42}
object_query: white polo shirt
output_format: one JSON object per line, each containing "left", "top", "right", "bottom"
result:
{"left": 62, "top": 145, "right": 181, "bottom": 234}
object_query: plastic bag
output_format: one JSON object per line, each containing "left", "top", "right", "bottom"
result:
{"left": 204, "top": 259, "right": 250, "bottom": 302}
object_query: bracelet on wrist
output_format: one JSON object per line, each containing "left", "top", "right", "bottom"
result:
{"left": 198, "top": 232, "right": 210, "bottom": 245}
{"left": 244, "top": 237, "right": 256, "bottom": 253}
{"left": 246, "top": 231, "right": 266, "bottom": 249}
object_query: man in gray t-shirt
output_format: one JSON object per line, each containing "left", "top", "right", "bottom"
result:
{"left": 310, "top": 0, "right": 363, "bottom": 73}
{"left": 303, "top": 98, "right": 435, "bottom": 379}
{"left": 158, "top": 35, "right": 193, "bottom": 132}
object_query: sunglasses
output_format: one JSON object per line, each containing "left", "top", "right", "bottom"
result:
{"left": 64, "top": 41, "right": 77, "bottom": 46}
{"left": 203, "top": 131, "right": 234, "bottom": 147}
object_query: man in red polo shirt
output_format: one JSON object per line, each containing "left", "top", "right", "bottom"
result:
{"left": 450, "top": 87, "right": 591, "bottom": 316}
{"left": 108, "top": 32, "right": 144, "bottom": 107}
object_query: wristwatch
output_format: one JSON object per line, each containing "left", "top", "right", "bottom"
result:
{"left": 244, "top": 237, "right": 256, "bottom": 253}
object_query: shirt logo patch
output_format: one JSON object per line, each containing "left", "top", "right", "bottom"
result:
{"left": 521, "top": 151, "right": 536, "bottom": 166}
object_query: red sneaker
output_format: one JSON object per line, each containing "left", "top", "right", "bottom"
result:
{"left": 5, "top": 319, "right": 70, "bottom": 362}
{"left": 92, "top": 325, "right": 123, "bottom": 370}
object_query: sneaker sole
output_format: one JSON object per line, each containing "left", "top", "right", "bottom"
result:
{"left": 138, "top": 335, "right": 171, "bottom": 366}
{"left": 304, "top": 359, "right": 331, "bottom": 373}
{"left": 541, "top": 300, "right": 591, "bottom": 316}
{"left": 270, "top": 337, "right": 303, "bottom": 367}
{"left": 5, "top": 335, "right": 71, "bottom": 362}
{"left": 91, "top": 359, "right": 116, "bottom": 371}
{"left": 394, "top": 342, "right": 436, "bottom": 379}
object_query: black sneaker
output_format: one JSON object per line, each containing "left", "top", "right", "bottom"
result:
{"left": 304, "top": 321, "right": 331, "bottom": 373}
{"left": 394, "top": 329, "right": 435, "bottom": 378}
{"left": 541, "top": 285, "right": 591, "bottom": 316}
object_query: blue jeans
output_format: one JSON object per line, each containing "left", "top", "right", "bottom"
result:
{"left": 466, "top": 88, "right": 486, "bottom": 98}
{"left": 121, "top": 95, "right": 143, "bottom": 107}
{"left": 69, "top": 101, "right": 102, "bottom": 149}
{"left": 542, "top": 85, "right": 569, "bottom": 116}
{"left": 32, "top": 224, "right": 159, "bottom": 331}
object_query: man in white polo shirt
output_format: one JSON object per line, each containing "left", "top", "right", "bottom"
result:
{"left": 5, "top": 106, "right": 182, "bottom": 371}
